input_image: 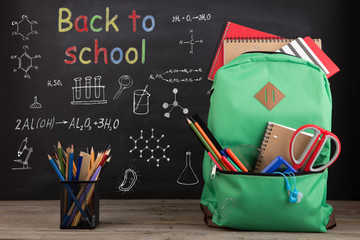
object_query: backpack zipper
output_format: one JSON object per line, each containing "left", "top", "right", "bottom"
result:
{"left": 211, "top": 166, "right": 321, "bottom": 178}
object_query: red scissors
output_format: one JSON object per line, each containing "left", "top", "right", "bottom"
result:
{"left": 290, "top": 124, "right": 341, "bottom": 172}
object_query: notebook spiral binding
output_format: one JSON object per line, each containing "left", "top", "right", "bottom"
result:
{"left": 254, "top": 123, "right": 275, "bottom": 172}
{"left": 224, "top": 38, "right": 321, "bottom": 44}
{"left": 207, "top": 22, "right": 231, "bottom": 79}
{"left": 225, "top": 37, "right": 281, "bottom": 43}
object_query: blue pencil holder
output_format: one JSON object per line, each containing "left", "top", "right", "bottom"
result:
{"left": 59, "top": 180, "right": 100, "bottom": 229}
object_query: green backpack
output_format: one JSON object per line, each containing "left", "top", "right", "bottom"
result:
{"left": 200, "top": 52, "right": 335, "bottom": 232}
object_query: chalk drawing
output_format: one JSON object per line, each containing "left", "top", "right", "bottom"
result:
{"left": 162, "top": 88, "right": 189, "bottom": 118}
{"left": 177, "top": 152, "right": 199, "bottom": 185}
{"left": 12, "top": 15, "right": 38, "bottom": 40}
{"left": 12, "top": 137, "right": 33, "bottom": 170}
{"left": 129, "top": 128, "right": 170, "bottom": 167}
{"left": 29, "top": 96, "right": 42, "bottom": 109}
{"left": 179, "top": 29, "right": 203, "bottom": 54}
{"left": 133, "top": 85, "right": 150, "bottom": 115}
{"left": 10, "top": 45, "right": 41, "bottom": 78}
{"left": 14, "top": 117, "right": 121, "bottom": 132}
{"left": 113, "top": 75, "right": 133, "bottom": 100}
{"left": 117, "top": 168, "right": 139, "bottom": 194}
{"left": 149, "top": 68, "right": 203, "bottom": 83}
{"left": 172, "top": 13, "right": 212, "bottom": 23}
{"left": 71, "top": 76, "right": 107, "bottom": 105}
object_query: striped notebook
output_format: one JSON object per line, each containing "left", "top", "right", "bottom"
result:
{"left": 276, "top": 37, "right": 339, "bottom": 78}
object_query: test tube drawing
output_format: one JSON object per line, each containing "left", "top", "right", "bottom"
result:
{"left": 85, "top": 76, "right": 92, "bottom": 99}
{"left": 74, "top": 77, "right": 82, "bottom": 100}
{"left": 94, "top": 76, "right": 101, "bottom": 99}
{"left": 71, "top": 75, "right": 107, "bottom": 105}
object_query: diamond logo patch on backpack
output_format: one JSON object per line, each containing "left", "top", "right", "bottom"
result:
{"left": 254, "top": 82, "right": 285, "bottom": 111}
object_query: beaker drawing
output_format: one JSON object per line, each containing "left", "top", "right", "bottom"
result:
{"left": 177, "top": 152, "right": 199, "bottom": 185}
{"left": 85, "top": 76, "right": 92, "bottom": 99}
{"left": 133, "top": 87, "right": 150, "bottom": 115}
{"left": 74, "top": 77, "right": 82, "bottom": 100}
{"left": 94, "top": 76, "right": 101, "bottom": 99}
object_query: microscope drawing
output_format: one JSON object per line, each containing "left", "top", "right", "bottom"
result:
{"left": 12, "top": 137, "right": 33, "bottom": 170}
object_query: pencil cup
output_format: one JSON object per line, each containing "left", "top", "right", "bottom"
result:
{"left": 59, "top": 180, "right": 100, "bottom": 229}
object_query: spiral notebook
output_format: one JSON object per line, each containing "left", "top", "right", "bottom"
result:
{"left": 207, "top": 21, "right": 282, "bottom": 81}
{"left": 254, "top": 122, "right": 313, "bottom": 173}
{"left": 224, "top": 38, "right": 322, "bottom": 65}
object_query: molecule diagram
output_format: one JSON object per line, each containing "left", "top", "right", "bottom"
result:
{"left": 129, "top": 128, "right": 170, "bottom": 167}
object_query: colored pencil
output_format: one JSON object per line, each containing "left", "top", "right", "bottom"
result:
{"left": 47, "top": 155, "right": 91, "bottom": 226}
{"left": 189, "top": 117, "right": 231, "bottom": 171}
{"left": 191, "top": 114, "right": 247, "bottom": 172}
{"left": 207, "top": 152, "right": 223, "bottom": 170}
{"left": 63, "top": 151, "right": 105, "bottom": 226}
{"left": 58, "top": 141, "right": 65, "bottom": 177}
{"left": 68, "top": 146, "right": 74, "bottom": 180}
{"left": 74, "top": 152, "right": 83, "bottom": 181}
{"left": 90, "top": 146, "right": 95, "bottom": 170}
{"left": 68, "top": 166, "right": 101, "bottom": 227}
{"left": 99, "top": 149, "right": 111, "bottom": 167}
{"left": 221, "top": 155, "right": 237, "bottom": 172}
{"left": 99, "top": 156, "right": 111, "bottom": 178}
{"left": 186, "top": 118, "right": 226, "bottom": 170}
{"left": 71, "top": 166, "right": 101, "bottom": 226}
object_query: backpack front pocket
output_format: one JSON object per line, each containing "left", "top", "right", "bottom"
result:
{"left": 205, "top": 167, "right": 332, "bottom": 232}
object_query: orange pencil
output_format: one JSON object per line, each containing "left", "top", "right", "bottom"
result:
{"left": 192, "top": 121, "right": 230, "bottom": 171}
{"left": 90, "top": 146, "right": 95, "bottom": 169}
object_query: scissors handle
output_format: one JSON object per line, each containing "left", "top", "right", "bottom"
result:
{"left": 307, "top": 133, "right": 341, "bottom": 172}
{"left": 290, "top": 124, "right": 341, "bottom": 172}
{"left": 290, "top": 125, "right": 320, "bottom": 170}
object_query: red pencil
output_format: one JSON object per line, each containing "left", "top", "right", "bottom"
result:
{"left": 99, "top": 149, "right": 111, "bottom": 166}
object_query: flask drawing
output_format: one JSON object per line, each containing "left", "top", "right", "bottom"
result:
{"left": 177, "top": 152, "right": 199, "bottom": 185}
{"left": 29, "top": 96, "right": 42, "bottom": 109}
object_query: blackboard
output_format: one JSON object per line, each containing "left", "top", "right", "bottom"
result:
{"left": 1, "top": 0, "right": 358, "bottom": 200}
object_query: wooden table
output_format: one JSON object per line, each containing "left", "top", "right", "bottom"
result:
{"left": 0, "top": 200, "right": 359, "bottom": 239}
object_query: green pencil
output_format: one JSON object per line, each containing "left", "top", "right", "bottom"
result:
{"left": 58, "top": 141, "right": 65, "bottom": 177}
{"left": 186, "top": 118, "right": 225, "bottom": 170}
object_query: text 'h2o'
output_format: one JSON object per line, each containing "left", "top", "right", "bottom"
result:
{"left": 59, "top": 8, "right": 155, "bottom": 65}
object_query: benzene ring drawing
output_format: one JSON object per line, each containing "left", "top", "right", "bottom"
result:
{"left": 10, "top": 45, "right": 41, "bottom": 79}
{"left": 12, "top": 15, "right": 38, "bottom": 40}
